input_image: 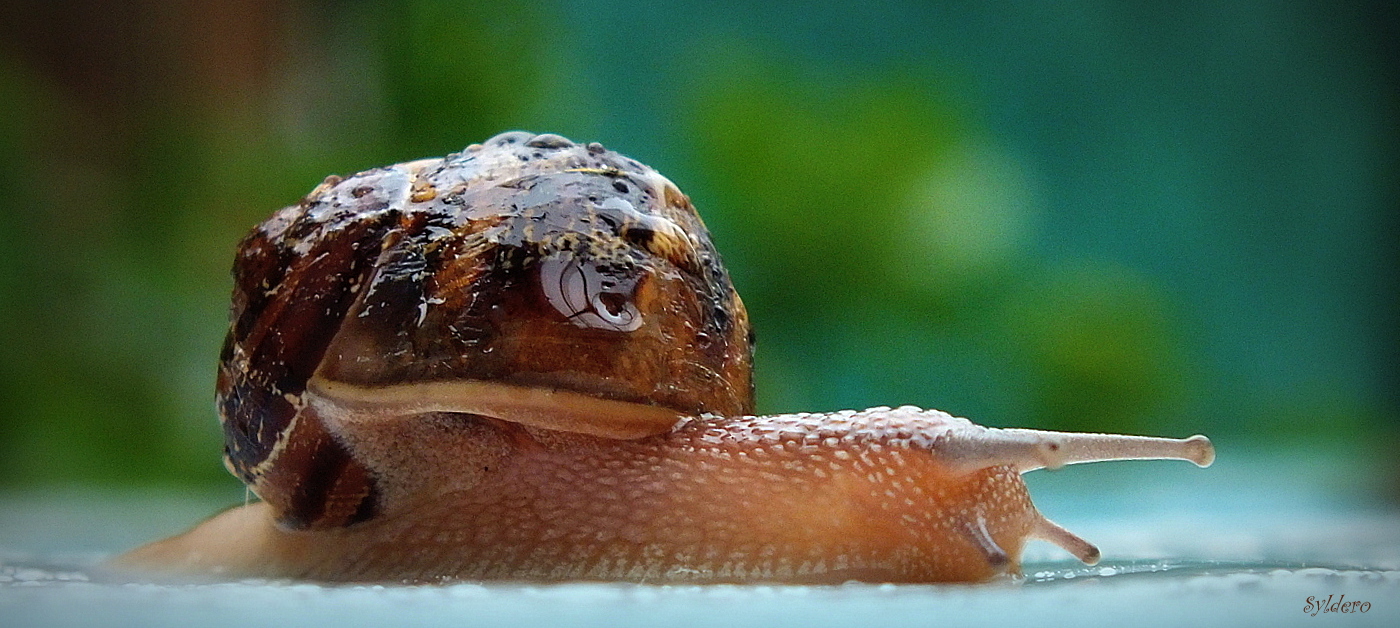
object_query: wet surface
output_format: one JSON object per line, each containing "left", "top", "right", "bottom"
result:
{"left": 4, "top": 457, "right": 1397, "bottom": 627}
{"left": 3, "top": 559, "right": 1396, "bottom": 628}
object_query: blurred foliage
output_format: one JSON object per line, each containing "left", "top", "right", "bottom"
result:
{"left": 683, "top": 49, "right": 1209, "bottom": 437}
{"left": 0, "top": 0, "right": 1394, "bottom": 499}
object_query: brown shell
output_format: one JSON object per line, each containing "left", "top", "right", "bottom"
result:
{"left": 217, "top": 132, "right": 754, "bottom": 530}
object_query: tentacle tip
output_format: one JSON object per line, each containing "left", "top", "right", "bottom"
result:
{"left": 1184, "top": 434, "right": 1215, "bottom": 468}
{"left": 1034, "top": 515, "right": 1101, "bottom": 565}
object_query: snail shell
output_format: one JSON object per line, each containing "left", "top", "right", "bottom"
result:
{"left": 218, "top": 131, "right": 752, "bottom": 529}
{"left": 113, "top": 132, "right": 1213, "bottom": 584}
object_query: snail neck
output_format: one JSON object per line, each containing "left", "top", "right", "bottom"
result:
{"left": 302, "top": 376, "right": 691, "bottom": 516}
{"left": 305, "top": 376, "right": 687, "bottom": 440}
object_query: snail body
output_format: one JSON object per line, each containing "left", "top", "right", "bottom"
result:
{"left": 113, "top": 132, "right": 1214, "bottom": 584}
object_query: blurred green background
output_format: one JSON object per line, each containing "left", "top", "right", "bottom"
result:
{"left": 0, "top": 0, "right": 1395, "bottom": 506}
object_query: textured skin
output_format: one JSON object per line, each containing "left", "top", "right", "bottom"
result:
{"left": 113, "top": 132, "right": 1213, "bottom": 584}
{"left": 117, "top": 407, "right": 1037, "bottom": 583}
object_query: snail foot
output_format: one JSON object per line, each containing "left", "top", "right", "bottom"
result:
{"left": 959, "top": 515, "right": 1010, "bottom": 569}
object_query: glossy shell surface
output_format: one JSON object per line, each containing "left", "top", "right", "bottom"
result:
{"left": 112, "top": 132, "right": 1213, "bottom": 585}
{"left": 218, "top": 132, "right": 752, "bottom": 529}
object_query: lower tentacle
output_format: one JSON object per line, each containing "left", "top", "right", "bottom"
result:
{"left": 1031, "top": 514, "right": 1102, "bottom": 565}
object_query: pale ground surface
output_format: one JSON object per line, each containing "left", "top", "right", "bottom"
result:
{"left": 3, "top": 450, "right": 1397, "bottom": 627}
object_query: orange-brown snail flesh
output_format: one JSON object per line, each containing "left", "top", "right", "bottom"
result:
{"left": 111, "top": 132, "right": 1214, "bottom": 584}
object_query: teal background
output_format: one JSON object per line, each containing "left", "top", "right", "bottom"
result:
{"left": 0, "top": 1, "right": 1396, "bottom": 507}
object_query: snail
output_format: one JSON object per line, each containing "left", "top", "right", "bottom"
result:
{"left": 111, "top": 131, "right": 1214, "bottom": 584}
